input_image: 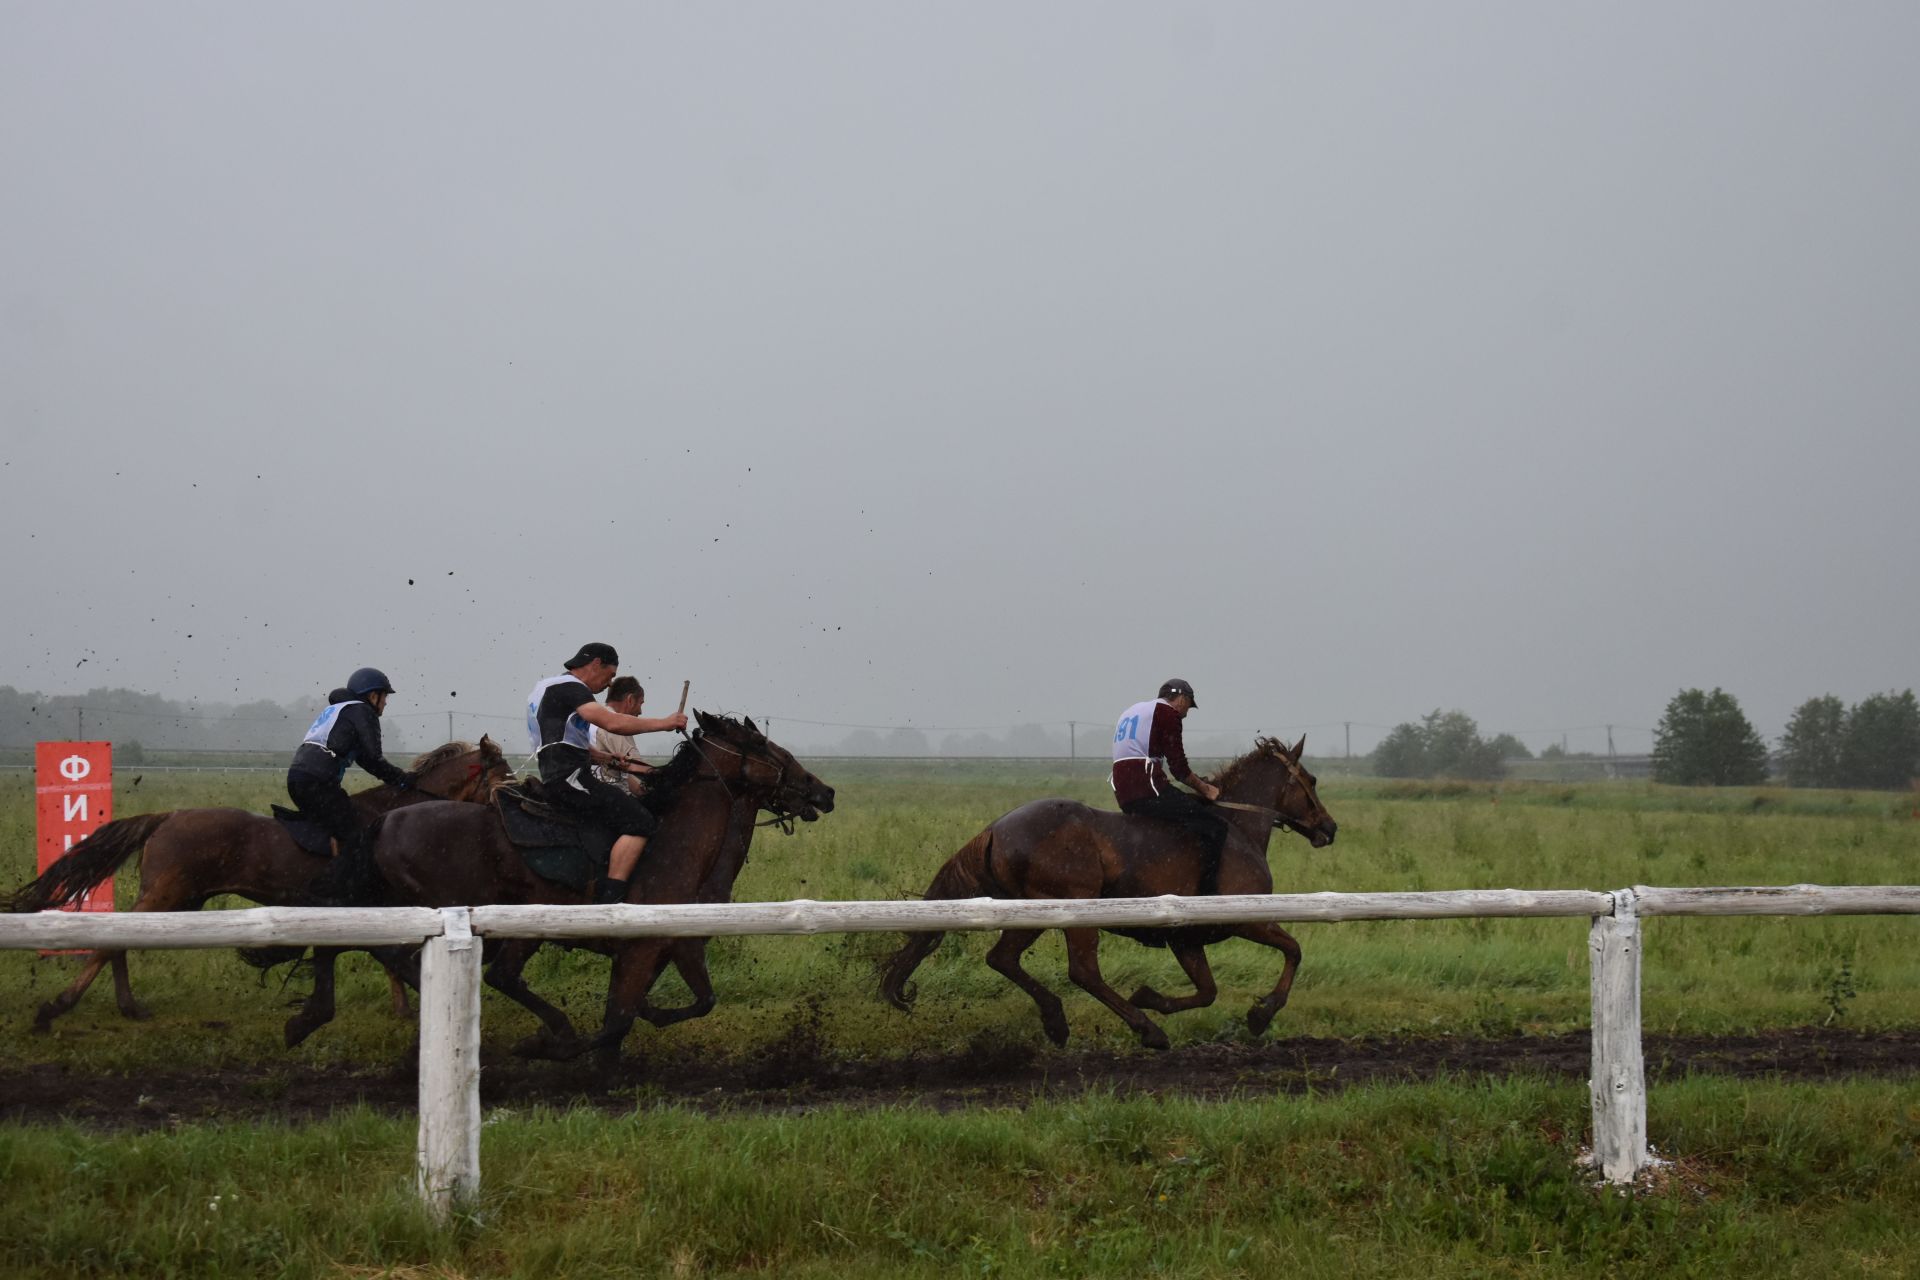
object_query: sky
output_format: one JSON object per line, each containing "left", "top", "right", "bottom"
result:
{"left": 3, "top": 2, "right": 1917, "bottom": 758}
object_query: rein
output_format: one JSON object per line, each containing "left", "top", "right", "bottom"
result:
{"left": 685, "top": 734, "right": 805, "bottom": 833}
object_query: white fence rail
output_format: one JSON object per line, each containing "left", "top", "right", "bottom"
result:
{"left": 5, "top": 884, "right": 1918, "bottom": 1217}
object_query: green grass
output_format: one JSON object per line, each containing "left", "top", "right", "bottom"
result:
{"left": 2, "top": 1078, "right": 1918, "bottom": 1278}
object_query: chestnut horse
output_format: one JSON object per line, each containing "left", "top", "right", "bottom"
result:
{"left": 881, "top": 735, "right": 1336, "bottom": 1049}
{"left": 281, "top": 711, "right": 835, "bottom": 1062}
{"left": 6, "top": 737, "right": 514, "bottom": 1031}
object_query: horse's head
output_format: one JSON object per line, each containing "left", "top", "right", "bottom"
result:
{"left": 412, "top": 735, "right": 516, "bottom": 803}
{"left": 1244, "top": 735, "right": 1338, "bottom": 848}
{"left": 692, "top": 710, "right": 836, "bottom": 824}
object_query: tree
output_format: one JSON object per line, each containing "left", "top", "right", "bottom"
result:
{"left": 1371, "top": 723, "right": 1427, "bottom": 778}
{"left": 1652, "top": 688, "right": 1768, "bottom": 786}
{"left": 1778, "top": 695, "right": 1847, "bottom": 788}
{"left": 1486, "top": 733, "right": 1532, "bottom": 761}
{"left": 1369, "top": 710, "right": 1506, "bottom": 780}
{"left": 1838, "top": 690, "right": 1920, "bottom": 791}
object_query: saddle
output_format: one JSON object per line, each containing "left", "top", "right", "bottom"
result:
{"left": 494, "top": 781, "right": 616, "bottom": 892}
{"left": 271, "top": 805, "right": 339, "bottom": 859}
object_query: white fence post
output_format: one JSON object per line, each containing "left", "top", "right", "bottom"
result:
{"left": 1589, "top": 887, "right": 1646, "bottom": 1184}
{"left": 417, "top": 907, "right": 482, "bottom": 1218}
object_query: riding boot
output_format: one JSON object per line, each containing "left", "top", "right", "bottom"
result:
{"left": 593, "top": 877, "right": 630, "bottom": 905}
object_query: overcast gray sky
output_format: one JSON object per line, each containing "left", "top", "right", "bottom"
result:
{"left": 4, "top": 2, "right": 1916, "bottom": 756}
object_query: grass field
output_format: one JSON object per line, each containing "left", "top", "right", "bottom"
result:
{"left": 1, "top": 764, "right": 1916, "bottom": 1276}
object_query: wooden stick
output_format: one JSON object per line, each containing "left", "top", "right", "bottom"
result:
{"left": 676, "top": 680, "right": 690, "bottom": 715}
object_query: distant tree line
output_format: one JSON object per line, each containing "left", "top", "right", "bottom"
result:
{"left": 1641, "top": 686, "right": 1917, "bottom": 790}
{"left": 0, "top": 685, "right": 401, "bottom": 757}
{"left": 1365, "top": 688, "right": 1919, "bottom": 791}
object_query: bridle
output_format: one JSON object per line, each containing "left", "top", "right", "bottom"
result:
{"left": 1212, "top": 748, "right": 1324, "bottom": 837}
{"left": 685, "top": 732, "right": 810, "bottom": 833}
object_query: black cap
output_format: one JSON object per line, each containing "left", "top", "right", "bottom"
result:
{"left": 1158, "top": 678, "right": 1197, "bottom": 707}
{"left": 326, "top": 687, "right": 351, "bottom": 705}
{"left": 564, "top": 642, "right": 620, "bottom": 670}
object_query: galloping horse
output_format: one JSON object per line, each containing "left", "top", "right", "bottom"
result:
{"left": 882, "top": 735, "right": 1337, "bottom": 1049}
{"left": 6, "top": 737, "right": 514, "bottom": 1031}
{"left": 281, "top": 712, "right": 836, "bottom": 1062}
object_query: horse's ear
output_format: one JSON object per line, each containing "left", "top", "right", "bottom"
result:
{"left": 744, "top": 716, "right": 759, "bottom": 735}
{"left": 1293, "top": 734, "right": 1307, "bottom": 759}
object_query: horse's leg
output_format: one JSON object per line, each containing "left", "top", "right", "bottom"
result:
{"left": 108, "top": 951, "right": 154, "bottom": 1021}
{"left": 385, "top": 969, "right": 413, "bottom": 1019}
{"left": 484, "top": 940, "right": 585, "bottom": 1059}
{"left": 1128, "top": 938, "right": 1219, "bottom": 1016}
{"left": 984, "top": 929, "right": 1072, "bottom": 1047}
{"left": 36, "top": 867, "right": 201, "bottom": 1030}
{"left": 1062, "top": 927, "right": 1169, "bottom": 1050}
{"left": 591, "top": 939, "right": 676, "bottom": 1071}
{"left": 33, "top": 951, "right": 118, "bottom": 1032}
{"left": 1234, "top": 922, "right": 1304, "bottom": 1036}
{"left": 638, "top": 939, "right": 717, "bottom": 1029}
{"left": 283, "top": 947, "right": 342, "bottom": 1048}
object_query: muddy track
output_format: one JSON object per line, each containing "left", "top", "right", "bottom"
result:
{"left": 4, "top": 1027, "right": 1917, "bottom": 1130}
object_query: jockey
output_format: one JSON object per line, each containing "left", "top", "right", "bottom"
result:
{"left": 1111, "top": 678, "right": 1231, "bottom": 885}
{"left": 287, "top": 666, "right": 416, "bottom": 900}
{"left": 526, "top": 642, "right": 687, "bottom": 904}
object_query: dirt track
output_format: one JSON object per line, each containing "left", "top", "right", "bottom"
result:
{"left": 4, "top": 1027, "right": 1917, "bottom": 1130}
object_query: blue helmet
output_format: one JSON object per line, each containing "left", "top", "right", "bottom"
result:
{"left": 346, "top": 667, "right": 395, "bottom": 697}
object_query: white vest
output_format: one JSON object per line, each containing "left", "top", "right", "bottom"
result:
{"left": 301, "top": 704, "right": 344, "bottom": 752}
{"left": 1112, "top": 699, "right": 1167, "bottom": 764}
{"left": 526, "top": 674, "right": 596, "bottom": 756}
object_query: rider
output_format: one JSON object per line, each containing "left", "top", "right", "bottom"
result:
{"left": 527, "top": 643, "right": 687, "bottom": 904}
{"left": 591, "top": 676, "right": 654, "bottom": 797}
{"left": 1111, "top": 678, "right": 1231, "bottom": 887}
{"left": 287, "top": 667, "right": 416, "bottom": 900}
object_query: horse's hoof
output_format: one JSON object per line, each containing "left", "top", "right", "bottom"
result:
{"left": 1139, "top": 1023, "right": 1171, "bottom": 1051}
{"left": 1128, "top": 985, "right": 1168, "bottom": 1013}
{"left": 1041, "top": 1013, "right": 1070, "bottom": 1047}
{"left": 31, "top": 1004, "right": 60, "bottom": 1033}
{"left": 118, "top": 1003, "right": 153, "bottom": 1022}
{"left": 284, "top": 1016, "right": 322, "bottom": 1049}
{"left": 1246, "top": 1005, "right": 1275, "bottom": 1037}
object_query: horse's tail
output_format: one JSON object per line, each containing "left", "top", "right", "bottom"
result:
{"left": 5, "top": 811, "right": 172, "bottom": 913}
{"left": 880, "top": 828, "right": 996, "bottom": 1012}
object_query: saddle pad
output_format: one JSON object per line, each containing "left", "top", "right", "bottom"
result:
{"left": 495, "top": 787, "right": 616, "bottom": 892}
{"left": 270, "top": 805, "right": 335, "bottom": 858}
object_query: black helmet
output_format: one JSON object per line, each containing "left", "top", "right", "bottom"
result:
{"left": 347, "top": 667, "right": 396, "bottom": 697}
{"left": 563, "top": 642, "right": 619, "bottom": 670}
{"left": 1158, "top": 678, "right": 1197, "bottom": 707}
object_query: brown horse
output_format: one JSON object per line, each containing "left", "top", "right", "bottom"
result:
{"left": 282, "top": 711, "right": 835, "bottom": 1062}
{"left": 7, "top": 737, "right": 514, "bottom": 1031}
{"left": 881, "top": 735, "right": 1337, "bottom": 1049}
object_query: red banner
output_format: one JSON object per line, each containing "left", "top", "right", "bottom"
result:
{"left": 36, "top": 741, "right": 115, "bottom": 915}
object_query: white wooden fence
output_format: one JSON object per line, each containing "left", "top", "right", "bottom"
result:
{"left": 5, "top": 884, "right": 1918, "bottom": 1217}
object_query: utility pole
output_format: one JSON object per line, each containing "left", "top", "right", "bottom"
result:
{"left": 1344, "top": 722, "right": 1351, "bottom": 759}
{"left": 77, "top": 707, "right": 84, "bottom": 739}
{"left": 1606, "top": 725, "right": 1616, "bottom": 759}
{"left": 449, "top": 711, "right": 455, "bottom": 742}
{"left": 1069, "top": 721, "right": 1076, "bottom": 761}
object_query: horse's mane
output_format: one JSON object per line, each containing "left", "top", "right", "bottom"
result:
{"left": 409, "top": 740, "right": 479, "bottom": 773}
{"left": 1211, "top": 736, "right": 1288, "bottom": 791}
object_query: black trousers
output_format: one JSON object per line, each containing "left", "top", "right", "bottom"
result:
{"left": 287, "top": 770, "right": 378, "bottom": 903}
{"left": 547, "top": 766, "right": 659, "bottom": 839}
{"left": 1122, "top": 789, "right": 1231, "bottom": 882}
{"left": 287, "top": 772, "right": 359, "bottom": 845}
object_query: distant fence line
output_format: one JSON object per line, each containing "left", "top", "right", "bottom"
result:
{"left": 3, "top": 883, "right": 1916, "bottom": 1218}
